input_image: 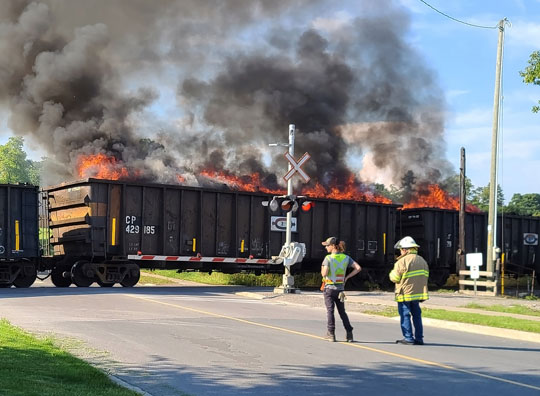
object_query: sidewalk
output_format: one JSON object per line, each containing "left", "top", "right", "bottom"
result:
{"left": 236, "top": 289, "right": 540, "bottom": 344}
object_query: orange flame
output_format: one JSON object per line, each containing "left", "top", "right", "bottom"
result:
{"left": 200, "top": 170, "right": 285, "bottom": 195}
{"left": 402, "top": 184, "right": 481, "bottom": 212}
{"left": 303, "top": 175, "right": 392, "bottom": 203}
{"left": 76, "top": 153, "right": 137, "bottom": 180}
{"left": 200, "top": 169, "right": 391, "bottom": 203}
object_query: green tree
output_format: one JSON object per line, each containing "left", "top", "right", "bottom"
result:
{"left": 440, "top": 174, "right": 474, "bottom": 201}
{"left": 0, "top": 136, "right": 40, "bottom": 185}
{"left": 519, "top": 50, "right": 540, "bottom": 113}
{"left": 505, "top": 193, "right": 540, "bottom": 216}
{"left": 374, "top": 183, "right": 403, "bottom": 202}
{"left": 469, "top": 183, "right": 504, "bottom": 212}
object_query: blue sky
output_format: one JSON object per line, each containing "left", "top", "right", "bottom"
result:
{"left": 399, "top": 0, "right": 540, "bottom": 200}
{"left": 1, "top": 0, "right": 539, "bottom": 202}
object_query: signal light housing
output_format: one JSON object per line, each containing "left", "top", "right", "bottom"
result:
{"left": 269, "top": 197, "right": 279, "bottom": 212}
{"left": 281, "top": 199, "right": 298, "bottom": 213}
{"left": 301, "top": 201, "right": 314, "bottom": 212}
{"left": 262, "top": 195, "right": 300, "bottom": 213}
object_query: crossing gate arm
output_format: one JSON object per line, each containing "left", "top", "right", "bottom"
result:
{"left": 127, "top": 254, "right": 282, "bottom": 265}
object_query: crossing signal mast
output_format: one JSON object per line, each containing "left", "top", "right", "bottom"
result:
{"left": 264, "top": 124, "right": 313, "bottom": 293}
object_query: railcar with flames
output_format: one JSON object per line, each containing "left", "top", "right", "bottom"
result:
{"left": 39, "top": 178, "right": 399, "bottom": 287}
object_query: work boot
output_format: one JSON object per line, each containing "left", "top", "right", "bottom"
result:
{"left": 395, "top": 338, "right": 414, "bottom": 345}
{"left": 325, "top": 331, "right": 336, "bottom": 342}
{"left": 346, "top": 330, "right": 354, "bottom": 343}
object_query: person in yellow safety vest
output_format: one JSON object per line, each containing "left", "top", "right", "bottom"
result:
{"left": 321, "top": 237, "right": 362, "bottom": 342}
{"left": 389, "top": 236, "right": 429, "bottom": 345}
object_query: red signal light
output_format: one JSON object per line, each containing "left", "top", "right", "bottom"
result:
{"left": 301, "top": 201, "right": 314, "bottom": 212}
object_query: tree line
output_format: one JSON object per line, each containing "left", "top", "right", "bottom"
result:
{"left": 374, "top": 173, "right": 540, "bottom": 217}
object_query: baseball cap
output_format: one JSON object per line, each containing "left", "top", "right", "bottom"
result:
{"left": 322, "top": 237, "right": 338, "bottom": 246}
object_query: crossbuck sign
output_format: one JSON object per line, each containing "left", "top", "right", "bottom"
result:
{"left": 283, "top": 152, "right": 311, "bottom": 182}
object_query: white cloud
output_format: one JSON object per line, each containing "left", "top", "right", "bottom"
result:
{"left": 501, "top": 138, "right": 540, "bottom": 160}
{"left": 397, "top": 0, "right": 431, "bottom": 15}
{"left": 453, "top": 107, "right": 493, "bottom": 127}
{"left": 506, "top": 20, "right": 540, "bottom": 47}
{"left": 446, "top": 89, "right": 469, "bottom": 100}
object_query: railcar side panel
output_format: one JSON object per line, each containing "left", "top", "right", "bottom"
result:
{"left": 0, "top": 184, "right": 39, "bottom": 286}
{"left": 44, "top": 179, "right": 399, "bottom": 280}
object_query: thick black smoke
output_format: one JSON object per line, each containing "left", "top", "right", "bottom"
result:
{"left": 1, "top": 0, "right": 453, "bottom": 194}
{"left": 176, "top": 4, "right": 453, "bottom": 192}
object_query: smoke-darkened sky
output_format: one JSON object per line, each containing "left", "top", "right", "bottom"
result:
{"left": 1, "top": 0, "right": 453, "bottom": 191}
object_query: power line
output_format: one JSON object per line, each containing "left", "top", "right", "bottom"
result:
{"left": 419, "top": 0, "right": 498, "bottom": 29}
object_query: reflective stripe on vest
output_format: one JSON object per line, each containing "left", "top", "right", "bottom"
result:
{"left": 324, "top": 253, "right": 348, "bottom": 285}
{"left": 396, "top": 292, "right": 429, "bottom": 302}
{"left": 389, "top": 269, "right": 402, "bottom": 283}
{"left": 402, "top": 269, "right": 429, "bottom": 279}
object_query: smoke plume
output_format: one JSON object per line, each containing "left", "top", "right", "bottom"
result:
{"left": 1, "top": 0, "right": 453, "bottom": 196}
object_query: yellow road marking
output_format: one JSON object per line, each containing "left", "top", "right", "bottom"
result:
{"left": 126, "top": 294, "right": 540, "bottom": 391}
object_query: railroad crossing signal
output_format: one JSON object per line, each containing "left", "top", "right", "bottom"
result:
{"left": 283, "top": 152, "right": 311, "bottom": 183}
{"left": 262, "top": 195, "right": 314, "bottom": 214}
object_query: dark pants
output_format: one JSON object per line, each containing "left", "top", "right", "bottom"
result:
{"left": 397, "top": 300, "right": 423, "bottom": 342}
{"left": 324, "top": 288, "right": 353, "bottom": 333}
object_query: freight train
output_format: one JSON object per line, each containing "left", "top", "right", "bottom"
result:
{"left": 0, "top": 179, "right": 398, "bottom": 288}
{"left": 1, "top": 179, "right": 538, "bottom": 289}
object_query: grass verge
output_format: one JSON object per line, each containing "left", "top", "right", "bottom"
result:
{"left": 143, "top": 270, "right": 322, "bottom": 288}
{"left": 423, "top": 309, "right": 540, "bottom": 333}
{"left": 363, "top": 307, "right": 540, "bottom": 334}
{"left": 139, "top": 272, "right": 180, "bottom": 286}
{"left": 462, "top": 303, "right": 540, "bottom": 317}
{"left": 0, "top": 319, "right": 139, "bottom": 396}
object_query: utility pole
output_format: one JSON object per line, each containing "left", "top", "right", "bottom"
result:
{"left": 458, "top": 147, "right": 466, "bottom": 291}
{"left": 486, "top": 18, "right": 508, "bottom": 276}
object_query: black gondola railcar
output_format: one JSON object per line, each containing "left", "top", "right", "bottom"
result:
{"left": 43, "top": 178, "right": 399, "bottom": 287}
{"left": 399, "top": 208, "right": 540, "bottom": 285}
{"left": 0, "top": 184, "right": 39, "bottom": 287}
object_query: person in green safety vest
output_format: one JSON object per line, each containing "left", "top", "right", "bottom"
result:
{"left": 389, "top": 236, "right": 429, "bottom": 345}
{"left": 321, "top": 237, "right": 362, "bottom": 342}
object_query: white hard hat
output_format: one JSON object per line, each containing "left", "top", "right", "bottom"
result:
{"left": 394, "top": 236, "right": 420, "bottom": 249}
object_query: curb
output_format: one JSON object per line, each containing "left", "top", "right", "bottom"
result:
{"left": 108, "top": 374, "right": 155, "bottom": 396}
{"left": 419, "top": 317, "right": 540, "bottom": 344}
{"left": 235, "top": 291, "right": 268, "bottom": 300}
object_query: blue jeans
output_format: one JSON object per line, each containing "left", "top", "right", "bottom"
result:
{"left": 324, "top": 288, "right": 353, "bottom": 333}
{"left": 397, "top": 301, "right": 423, "bottom": 342}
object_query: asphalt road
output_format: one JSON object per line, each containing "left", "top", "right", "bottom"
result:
{"left": 1, "top": 283, "right": 539, "bottom": 396}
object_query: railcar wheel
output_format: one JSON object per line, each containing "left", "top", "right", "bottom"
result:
{"left": 0, "top": 283, "right": 12, "bottom": 288}
{"left": 120, "top": 267, "right": 140, "bottom": 287}
{"left": 71, "top": 261, "right": 94, "bottom": 287}
{"left": 51, "top": 267, "right": 72, "bottom": 287}
{"left": 96, "top": 279, "right": 115, "bottom": 287}
{"left": 13, "top": 264, "right": 37, "bottom": 288}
